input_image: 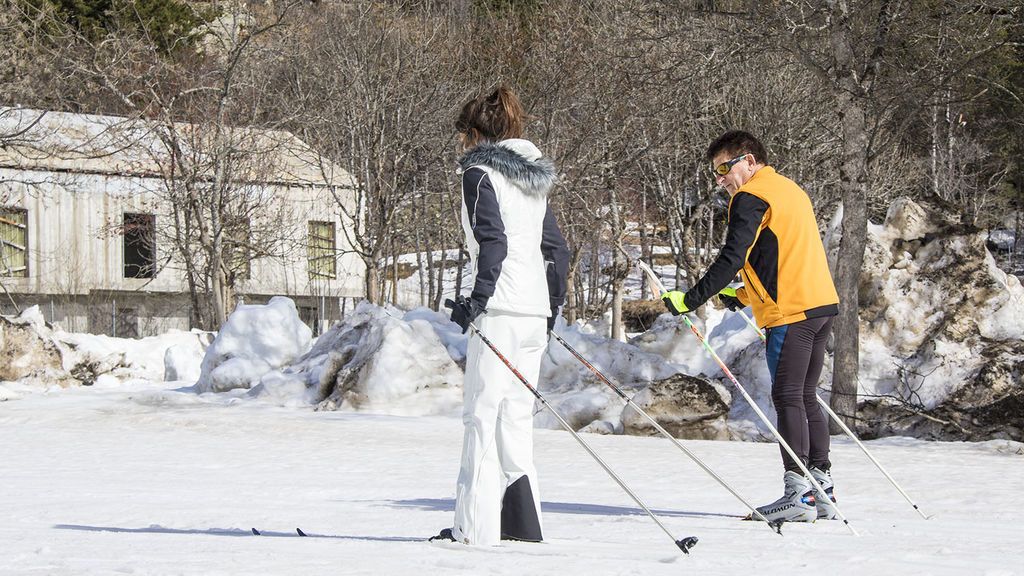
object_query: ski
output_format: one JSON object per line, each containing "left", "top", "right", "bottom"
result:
{"left": 250, "top": 527, "right": 308, "bottom": 537}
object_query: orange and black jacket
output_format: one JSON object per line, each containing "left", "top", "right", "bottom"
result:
{"left": 682, "top": 166, "right": 839, "bottom": 329}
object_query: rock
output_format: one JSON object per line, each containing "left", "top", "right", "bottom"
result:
{"left": 621, "top": 372, "right": 732, "bottom": 440}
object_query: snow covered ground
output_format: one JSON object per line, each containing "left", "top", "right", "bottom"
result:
{"left": 2, "top": 380, "right": 1021, "bottom": 576}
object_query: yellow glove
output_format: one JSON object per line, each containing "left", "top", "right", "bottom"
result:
{"left": 662, "top": 290, "right": 690, "bottom": 316}
{"left": 718, "top": 286, "right": 743, "bottom": 311}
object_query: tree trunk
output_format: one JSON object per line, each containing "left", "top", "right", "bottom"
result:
{"left": 565, "top": 267, "right": 577, "bottom": 323}
{"left": 609, "top": 186, "right": 625, "bottom": 341}
{"left": 365, "top": 257, "right": 380, "bottom": 304}
{"left": 566, "top": 247, "right": 583, "bottom": 323}
{"left": 828, "top": 8, "right": 869, "bottom": 434}
{"left": 454, "top": 244, "right": 465, "bottom": 300}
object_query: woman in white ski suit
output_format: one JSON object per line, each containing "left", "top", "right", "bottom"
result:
{"left": 437, "top": 87, "right": 569, "bottom": 546}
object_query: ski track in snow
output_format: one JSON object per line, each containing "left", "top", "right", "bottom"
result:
{"left": 1, "top": 382, "right": 1021, "bottom": 576}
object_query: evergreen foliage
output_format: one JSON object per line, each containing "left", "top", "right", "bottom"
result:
{"left": 22, "top": 0, "right": 215, "bottom": 53}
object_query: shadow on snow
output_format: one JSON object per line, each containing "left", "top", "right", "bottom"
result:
{"left": 387, "top": 498, "right": 742, "bottom": 519}
{"left": 53, "top": 524, "right": 421, "bottom": 542}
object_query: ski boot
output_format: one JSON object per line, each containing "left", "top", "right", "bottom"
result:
{"left": 429, "top": 528, "right": 457, "bottom": 542}
{"left": 750, "top": 470, "right": 817, "bottom": 523}
{"left": 810, "top": 466, "right": 837, "bottom": 520}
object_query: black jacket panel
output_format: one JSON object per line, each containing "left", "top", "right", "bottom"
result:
{"left": 684, "top": 192, "right": 769, "bottom": 310}
{"left": 462, "top": 167, "right": 508, "bottom": 302}
{"left": 540, "top": 205, "right": 570, "bottom": 310}
{"left": 747, "top": 226, "right": 779, "bottom": 302}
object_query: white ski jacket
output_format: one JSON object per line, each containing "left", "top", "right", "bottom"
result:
{"left": 457, "top": 139, "right": 569, "bottom": 317}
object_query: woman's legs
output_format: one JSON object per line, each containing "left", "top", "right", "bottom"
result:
{"left": 452, "top": 312, "right": 546, "bottom": 545}
{"left": 495, "top": 314, "right": 546, "bottom": 541}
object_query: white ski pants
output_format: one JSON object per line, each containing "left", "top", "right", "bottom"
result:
{"left": 452, "top": 310, "right": 546, "bottom": 546}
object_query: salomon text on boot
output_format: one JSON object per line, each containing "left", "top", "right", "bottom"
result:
{"left": 750, "top": 471, "right": 817, "bottom": 523}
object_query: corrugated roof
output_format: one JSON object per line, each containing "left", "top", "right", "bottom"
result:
{"left": 0, "top": 107, "right": 353, "bottom": 188}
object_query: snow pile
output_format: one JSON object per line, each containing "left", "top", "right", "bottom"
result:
{"left": 0, "top": 306, "right": 213, "bottom": 398}
{"left": 59, "top": 328, "right": 211, "bottom": 385}
{"left": 196, "top": 296, "right": 312, "bottom": 393}
{"left": 249, "top": 300, "right": 464, "bottom": 415}
{"left": 854, "top": 198, "right": 1024, "bottom": 440}
{"left": 536, "top": 319, "right": 691, "bottom": 433}
{"left": 7, "top": 196, "right": 1019, "bottom": 444}
{"left": 163, "top": 334, "right": 211, "bottom": 383}
{"left": 0, "top": 306, "right": 72, "bottom": 389}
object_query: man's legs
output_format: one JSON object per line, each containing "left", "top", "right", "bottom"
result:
{"left": 803, "top": 316, "right": 837, "bottom": 519}
{"left": 767, "top": 316, "right": 834, "bottom": 471}
{"left": 767, "top": 322, "right": 812, "bottom": 472}
{"left": 758, "top": 316, "right": 835, "bottom": 523}
{"left": 805, "top": 316, "right": 834, "bottom": 470}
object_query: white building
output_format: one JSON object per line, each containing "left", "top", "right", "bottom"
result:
{"left": 0, "top": 107, "right": 365, "bottom": 337}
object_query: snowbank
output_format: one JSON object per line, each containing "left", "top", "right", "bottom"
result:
{"left": 849, "top": 198, "right": 1024, "bottom": 439}
{"left": 5, "top": 196, "right": 1020, "bottom": 443}
{"left": 196, "top": 296, "right": 312, "bottom": 393}
{"left": 249, "top": 301, "right": 464, "bottom": 416}
{"left": 0, "top": 305, "right": 212, "bottom": 395}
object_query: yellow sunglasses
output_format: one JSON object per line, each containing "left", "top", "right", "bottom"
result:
{"left": 711, "top": 154, "right": 748, "bottom": 177}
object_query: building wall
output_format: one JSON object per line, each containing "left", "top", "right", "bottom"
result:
{"left": 0, "top": 166, "right": 365, "bottom": 336}
{"left": 6, "top": 291, "right": 356, "bottom": 337}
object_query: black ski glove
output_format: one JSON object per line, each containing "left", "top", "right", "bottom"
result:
{"left": 717, "top": 286, "right": 743, "bottom": 312}
{"left": 718, "top": 294, "right": 743, "bottom": 311}
{"left": 445, "top": 295, "right": 487, "bottom": 333}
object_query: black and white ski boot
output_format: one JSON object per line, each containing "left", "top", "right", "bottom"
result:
{"left": 429, "top": 528, "right": 457, "bottom": 542}
{"left": 810, "top": 466, "right": 837, "bottom": 520}
{"left": 752, "top": 471, "right": 817, "bottom": 523}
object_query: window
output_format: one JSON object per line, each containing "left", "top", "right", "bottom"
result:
{"left": 0, "top": 207, "right": 28, "bottom": 278}
{"left": 123, "top": 213, "right": 156, "bottom": 279}
{"left": 308, "top": 220, "right": 336, "bottom": 279}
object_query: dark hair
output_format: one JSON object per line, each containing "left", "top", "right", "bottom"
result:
{"left": 455, "top": 85, "right": 526, "bottom": 148}
{"left": 706, "top": 130, "right": 768, "bottom": 165}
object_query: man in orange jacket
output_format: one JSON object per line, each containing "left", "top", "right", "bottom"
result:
{"left": 662, "top": 130, "right": 839, "bottom": 523}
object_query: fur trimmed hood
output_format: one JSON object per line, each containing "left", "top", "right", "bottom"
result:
{"left": 457, "top": 139, "right": 557, "bottom": 198}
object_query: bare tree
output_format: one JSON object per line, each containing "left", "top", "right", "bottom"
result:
{"left": 18, "top": 0, "right": 310, "bottom": 329}
{"left": 279, "top": 2, "right": 462, "bottom": 306}
{"left": 726, "top": 0, "right": 1019, "bottom": 428}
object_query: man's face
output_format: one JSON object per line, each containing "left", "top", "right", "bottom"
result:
{"left": 710, "top": 151, "right": 756, "bottom": 196}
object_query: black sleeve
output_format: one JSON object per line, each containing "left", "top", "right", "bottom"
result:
{"left": 463, "top": 167, "right": 507, "bottom": 303}
{"left": 540, "top": 204, "right": 570, "bottom": 309}
{"left": 684, "top": 192, "right": 768, "bottom": 310}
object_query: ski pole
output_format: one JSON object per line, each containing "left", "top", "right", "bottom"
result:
{"left": 451, "top": 307, "right": 698, "bottom": 555}
{"left": 634, "top": 261, "right": 859, "bottom": 536}
{"left": 812, "top": 392, "right": 931, "bottom": 519}
{"left": 735, "top": 310, "right": 930, "bottom": 520}
{"left": 548, "top": 330, "right": 783, "bottom": 534}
